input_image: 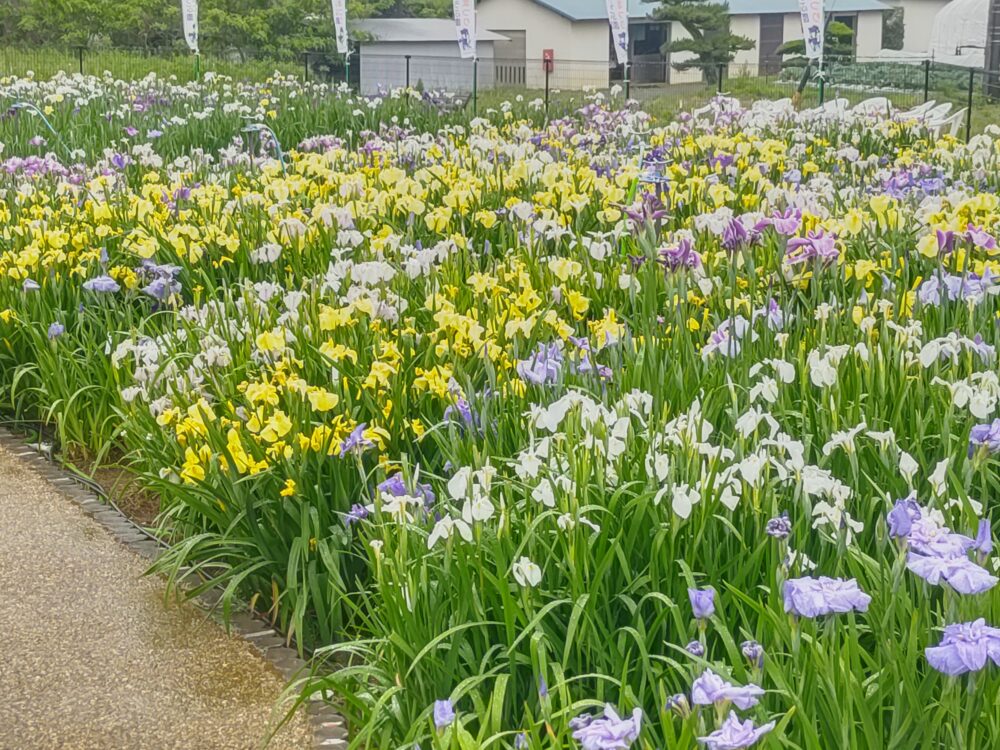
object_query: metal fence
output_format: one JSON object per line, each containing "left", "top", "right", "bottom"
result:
{"left": 2, "top": 46, "right": 998, "bottom": 140}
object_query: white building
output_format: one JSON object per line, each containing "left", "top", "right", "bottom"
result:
{"left": 476, "top": 0, "right": 888, "bottom": 89}
{"left": 353, "top": 18, "right": 508, "bottom": 94}
{"left": 879, "top": 0, "right": 952, "bottom": 54}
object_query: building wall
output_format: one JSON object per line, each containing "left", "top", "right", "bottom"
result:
{"left": 359, "top": 41, "right": 496, "bottom": 95}
{"left": 477, "top": 0, "right": 610, "bottom": 88}
{"left": 731, "top": 15, "right": 760, "bottom": 68}
{"left": 881, "top": 0, "right": 951, "bottom": 53}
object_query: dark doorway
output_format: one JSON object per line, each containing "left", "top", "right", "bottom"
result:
{"left": 759, "top": 14, "right": 784, "bottom": 75}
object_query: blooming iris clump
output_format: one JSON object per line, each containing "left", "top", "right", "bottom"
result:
{"left": 783, "top": 577, "right": 872, "bottom": 618}
{"left": 925, "top": 619, "right": 1000, "bottom": 676}
{"left": 6, "top": 76, "right": 1000, "bottom": 747}
{"left": 570, "top": 705, "right": 642, "bottom": 750}
{"left": 698, "top": 712, "right": 775, "bottom": 750}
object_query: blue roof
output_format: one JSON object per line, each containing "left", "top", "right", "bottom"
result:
{"left": 528, "top": 0, "right": 888, "bottom": 20}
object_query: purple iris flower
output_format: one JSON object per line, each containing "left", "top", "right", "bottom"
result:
{"left": 926, "top": 619, "right": 1000, "bottom": 676}
{"left": 433, "top": 698, "right": 455, "bottom": 729}
{"left": 721, "top": 218, "right": 751, "bottom": 252}
{"left": 686, "top": 640, "right": 705, "bottom": 656}
{"left": 887, "top": 496, "right": 921, "bottom": 539}
{"left": 82, "top": 275, "right": 120, "bottom": 293}
{"left": 658, "top": 238, "right": 702, "bottom": 271}
{"left": 936, "top": 229, "right": 956, "bottom": 255}
{"left": 516, "top": 342, "right": 563, "bottom": 385}
{"left": 697, "top": 712, "right": 775, "bottom": 750}
{"left": 688, "top": 587, "right": 715, "bottom": 619}
{"left": 906, "top": 553, "right": 997, "bottom": 595}
{"left": 22, "top": 278, "right": 40, "bottom": 291}
{"left": 691, "top": 669, "right": 764, "bottom": 710}
{"left": 766, "top": 512, "right": 791, "bottom": 539}
{"left": 974, "top": 519, "right": 993, "bottom": 560}
{"left": 624, "top": 191, "right": 668, "bottom": 229}
{"left": 344, "top": 503, "right": 369, "bottom": 527}
{"left": 339, "top": 423, "right": 374, "bottom": 458}
{"left": 570, "top": 704, "right": 642, "bottom": 750}
{"left": 784, "top": 230, "right": 839, "bottom": 266}
{"left": 47, "top": 322, "right": 65, "bottom": 340}
{"left": 124, "top": 126, "right": 138, "bottom": 137}
{"left": 741, "top": 640, "right": 764, "bottom": 669}
{"left": 782, "top": 576, "right": 871, "bottom": 618}
{"left": 665, "top": 693, "right": 691, "bottom": 717}
{"left": 969, "top": 419, "right": 1000, "bottom": 456}
{"left": 142, "top": 277, "right": 181, "bottom": 301}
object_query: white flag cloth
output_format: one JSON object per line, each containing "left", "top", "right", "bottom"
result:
{"left": 181, "top": 0, "right": 199, "bottom": 53}
{"left": 332, "top": 0, "right": 348, "bottom": 55}
{"left": 798, "top": 0, "right": 824, "bottom": 60}
{"left": 453, "top": 0, "right": 476, "bottom": 59}
{"left": 607, "top": 0, "right": 629, "bottom": 66}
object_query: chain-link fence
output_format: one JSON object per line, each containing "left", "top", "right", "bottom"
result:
{"left": 2, "top": 46, "right": 997, "bottom": 140}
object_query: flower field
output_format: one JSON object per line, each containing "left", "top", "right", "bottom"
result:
{"left": 4, "top": 71, "right": 1000, "bottom": 749}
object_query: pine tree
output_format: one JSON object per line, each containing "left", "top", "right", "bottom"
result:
{"left": 654, "top": 0, "right": 754, "bottom": 82}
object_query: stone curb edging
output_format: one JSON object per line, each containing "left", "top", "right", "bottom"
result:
{"left": 0, "top": 429, "right": 348, "bottom": 750}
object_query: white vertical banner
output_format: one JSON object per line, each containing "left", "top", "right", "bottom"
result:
{"left": 607, "top": 0, "right": 629, "bottom": 66}
{"left": 181, "top": 0, "right": 199, "bottom": 53}
{"left": 453, "top": 0, "right": 476, "bottom": 59}
{"left": 798, "top": 0, "right": 824, "bottom": 61}
{"left": 332, "top": 0, "right": 348, "bottom": 54}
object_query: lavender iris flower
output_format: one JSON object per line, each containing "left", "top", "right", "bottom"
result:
{"left": 697, "top": 712, "right": 775, "bottom": 750}
{"left": 782, "top": 576, "right": 871, "bottom": 618}
{"left": 142, "top": 277, "right": 182, "bottom": 301}
{"left": 691, "top": 669, "right": 764, "bottom": 710}
{"left": 686, "top": 640, "right": 705, "bottom": 656}
{"left": 344, "top": 503, "right": 369, "bottom": 527}
{"left": 741, "top": 640, "right": 764, "bottom": 669}
{"left": 688, "top": 587, "right": 715, "bottom": 619}
{"left": 47, "top": 322, "right": 65, "bottom": 340}
{"left": 432, "top": 699, "right": 455, "bottom": 729}
{"left": 906, "top": 553, "right": 997, "bottom": 595}
{"left": 769, "top": 208, "right": 803, "bottom": 236}
{"left": 966, "top": 224, "right": 997, "bottom": 250}
{"left": 339, "top": 423, "right": 374, "bottom": 457}
{"left": 887, "top": 496, "right": 921, "bottom": 539}
{"left": 377, "top": 471, "right": 435, "bottom": 507}
{"left": 516, "top": 342, "right": 563, "bottom": 385}
{"left": 82, "top": 275, "right": 120, "bottom": 293}
{"left": 926, "top": 619, "right": 1000, "bottom": 676}
{"left": 22, "top": 278, "right": 40, "bottom": 291}
{"left": 974, "top": 519, "right": 993, "bottom": 559}
{"left": 969, "top": 419, "right": 1000, "bottom": 456}
{"left": 570, "top": 704, "right": 642, "bottom": 750}
{"left": 906, "top": 517, "right": 975, "bottom": 558}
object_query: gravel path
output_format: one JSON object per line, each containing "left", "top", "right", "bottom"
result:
{"left": 0, "top": 442, "right": 312, "bottom": 750}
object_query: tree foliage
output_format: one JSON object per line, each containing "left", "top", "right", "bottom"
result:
{"left": 1, "top": 0, "right": 450, "bottom": 54}
{"left": 778, "top": 20, "right": 856, "bottom": 67}
{"left": 654, "top": 0, "right": 754, "bottom": 76}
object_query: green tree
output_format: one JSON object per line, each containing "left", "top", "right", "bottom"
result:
{"left": 778, "top": 19, "right": 855, "bottom": 97}
{"left": 654, "top": 0, "right": 754, "bottom": 82}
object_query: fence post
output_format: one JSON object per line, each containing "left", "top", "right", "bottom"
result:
{"left": 472, "top": 57, "right": 478, "bottom": 115}
{"left": 966, "top": 66, "right": 975, "bottom": 143}
{"left": 405, "top": 54, "right": 411, "bottom": 88}
{"left": 923, "top": 59, "right": 930, "bottom": 103}
{"left": 345, "top": 47, "right": 351, "bottom": 90}
{"left": 75, "top": 45, "right": 84, "bottom": 75}
{"left": 717, "top": 63, "right": 725, "bottom": 94}
{"left": 624, "top": 62, "right": 630, "bottom": 100}
{"left": 303, "top": 52, "right": 309, "bottom": 82}
{"left": 545, "top": 65, "right": 551, "bottom": 116}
